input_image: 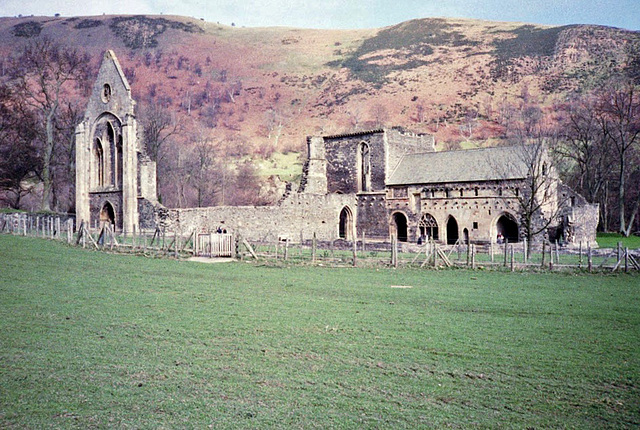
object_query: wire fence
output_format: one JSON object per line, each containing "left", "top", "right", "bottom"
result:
{"left": 1, "top": 212, "right": 639, "bottom": 272}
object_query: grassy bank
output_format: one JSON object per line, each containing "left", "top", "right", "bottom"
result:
{"left": 1, "top": 235, "right": 638, "bottom": 428}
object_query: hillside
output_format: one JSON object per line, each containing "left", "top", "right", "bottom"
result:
{"left": 0, "top": 14, "right": 638, "bottom": 208}
{"left": 1, "top": 15, "right": 638, "bottom": 149}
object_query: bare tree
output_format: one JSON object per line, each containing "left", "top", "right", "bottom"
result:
{"left": 597, "top": 81, "right": 640, "bottom": 236}
{"left": 459, "top": 108, "right": 479, "bottom": 141}
{"left": 369, "top": 103, "right": 389, "bottom": 128}
{"left": 495, "top": 103, "right": 568, "bottom": 250}
{"left": 187, "top": 133, "right": 227, "bottom": 207}
{"left": 7, "top": 37, "right": 90, "bottom": 211}
{"left": 556, "top": 94, "right": 614, "bottom": 230}
{"left": 0, "top": 85, "right": 40, "bottom": 209}
{"left": 138, "top": 101, "right": 182, "bottom": 163}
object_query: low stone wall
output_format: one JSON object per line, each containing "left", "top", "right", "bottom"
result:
{"left": 163, "top": 193, "right": 356, "bottom": 242}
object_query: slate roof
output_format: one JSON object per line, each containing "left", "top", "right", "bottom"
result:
{"left": 387, "top": 145, "right": 531, "bottom": 186}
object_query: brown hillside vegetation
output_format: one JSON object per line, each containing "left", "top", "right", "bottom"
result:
{"left": 0, "top": 14, "right": 638, "bottom": 209}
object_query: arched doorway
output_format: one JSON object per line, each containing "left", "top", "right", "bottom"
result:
{"left": 496, "top": 213, "right": 519, "bottom": 243}
{"left": 446, "top": 216, "right": 459, "bottom": 245}
{"left": 392, "top": 212, "right": 408, "bottom": 242}
{"left": 418, "top": 213, "right": 439, "bottom": 241}
{"left": 100, "top": 202, "right": 115, "bottom": 228}
{"left": 339, "top": 206, "right": 354, "bottom": 240}
{"left": 463, "top": 228, "right": 469, "bottom": 244}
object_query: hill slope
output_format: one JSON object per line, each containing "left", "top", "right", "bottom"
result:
{"left": 1, "top": 14, "right": 638, "bottom": 151}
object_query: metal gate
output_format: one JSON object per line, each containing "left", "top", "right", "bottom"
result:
{"left": 196, "top": 233, "right": 234, "bottom": 257}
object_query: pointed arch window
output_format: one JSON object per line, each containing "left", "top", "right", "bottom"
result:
{"left": 359, "top": 142, "right": 371, "bottom": 192}
{"left": 95, "top": 138, "right": 104, "bottom": 187}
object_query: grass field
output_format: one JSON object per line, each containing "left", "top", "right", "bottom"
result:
{"left": 597, "top": 232, "right": 640, "bottom": 250}
{"left": 1, "top": 235, "right": 639, "bottom": 428}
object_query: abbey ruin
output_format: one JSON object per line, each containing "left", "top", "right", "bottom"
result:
{"left": 76, "top": 51, "right": 599, "bottom": 247}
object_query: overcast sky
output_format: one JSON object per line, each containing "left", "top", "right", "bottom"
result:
{"left": 0, "top": 0, "right": 638, "bottom": 30}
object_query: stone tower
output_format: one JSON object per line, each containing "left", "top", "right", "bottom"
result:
{"left": 75, "top": 50, "right": 157, "bottom": 233}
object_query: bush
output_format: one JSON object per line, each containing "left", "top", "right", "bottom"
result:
{"left": 12, "top": 21, "right": 42, "bottom": 38}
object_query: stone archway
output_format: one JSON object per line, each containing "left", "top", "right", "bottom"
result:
{"left": 392, "top": 212, "right": 408, "bottom": 242}
{"left": 496, "top": 213, "right": 519, "bottom": 243}
{"left": 463, "top": 228, "right": 469, "bottom": 244}
{"left": 100, "top": 201, "right": 116, "bottom": 228}
{"left": 339, "top": 206, "right": 354, "bottom": 240}
{"left": 446, "top": 216, "right": 459, "bottom": 245}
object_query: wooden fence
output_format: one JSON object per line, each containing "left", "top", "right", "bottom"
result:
{"left": 1, "top": 213, "right": 638, "bottom": 272}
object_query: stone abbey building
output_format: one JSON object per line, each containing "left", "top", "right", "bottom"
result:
{"left": 76, "top": 51, "right": 598, "bottom": 247}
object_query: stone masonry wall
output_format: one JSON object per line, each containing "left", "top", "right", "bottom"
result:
{"left": 164, "top": 193, "right": 356, "bottom": 242}
{"left": 324, "top": 131, "right": 386, "bottom": 193}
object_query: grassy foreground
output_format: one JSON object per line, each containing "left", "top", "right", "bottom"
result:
{"left": 1, "top": 235, "right": 639, "bottom": 428}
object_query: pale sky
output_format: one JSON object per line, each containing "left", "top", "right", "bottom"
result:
{"left": 0, "top": 0, "right": 638, "bottom": 30}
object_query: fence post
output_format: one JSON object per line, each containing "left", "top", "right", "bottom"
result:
{"left": 541, "top": 241, "right": 546, "bottom": 268}
{"left": 466, "top": 242, "right": 471, "bottom": 266}
{"left": 503, "top": 238, "right": 508, "bottom": 267}
{"left": 555, "top": 240, "right": 559, "bottom": 264}
{"left": 587, "top": 243, "right": 592, "bottom": 272}
{"left": 391, "top": 235, "right": 398, "bottom": 268}
{"left": 617, "top": 241, "right": 622, "bottom": 264}
{"left": 361, "top": 230, "right": 366, "bottom": 252}
{"left": 352, "top": 239, "right": 357, "bottom": 267}
{"left": 490, "top": 241, "right": 494, "bottom": 263}
{"left": 510, "top": 245, "right": 515, "bottom": 272}
{"left": 471, "top": 244, "right": 476, "bottom": 269}
{"left": 312, "top": 232, "right": 317, "bottom": 264}
{"left": 625, "top": 247, "right": 629, "bottom": 273}
{"left": 523, "top": 238, "right": 527, "bottom": 264}
{"left": 284, "top": 239, "right": 289, "bottom": 261}
{"left": 579, "top": 241, "right": 583, "bottom": 269}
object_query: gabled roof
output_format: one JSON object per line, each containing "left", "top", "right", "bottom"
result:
{"left": 103, "top": 50, "right": 131, "bottom": 92}
{"left": 387, "top": 145, "right": 531, "bottom": 186}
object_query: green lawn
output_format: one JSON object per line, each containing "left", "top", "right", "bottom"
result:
{"left": 597, "top": 232, "right": 640, "bottom": 249}
{"left": 1, "top": 235, "right": 639, "bottom": 428}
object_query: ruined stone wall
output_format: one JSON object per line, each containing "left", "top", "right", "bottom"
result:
{"left": 163, "top": 193, "right": 356, "bottom": 242}
{"left": 138, "top": 157, "right": 157, "bottom": 201}
{"left": 89, "top": 192, "right": 123, "bottom": 229}
{"left": 385, "top": 128, "right": 435, "bottom": 176}
{"left": 563, "top": 203, "right": 599, "bottom": 246}
{"left": 324, "top": 132, "right": 386, "bottom": 193}
{"left": 356, "top": 192, "right": 388, "bottom": 239}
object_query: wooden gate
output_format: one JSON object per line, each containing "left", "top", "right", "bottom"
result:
{"left": 196, "top": 233, "right": 234, "bottom": 257}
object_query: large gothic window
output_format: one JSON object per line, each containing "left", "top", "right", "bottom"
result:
{"left": 107, "top": 122, "right": 116, "bottom": 186}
